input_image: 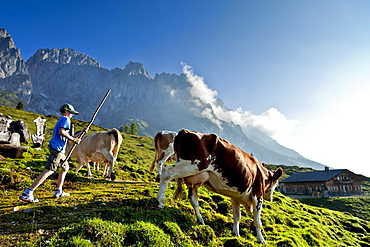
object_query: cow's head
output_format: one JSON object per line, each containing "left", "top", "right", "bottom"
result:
{"left": 252, "top": 164, "right": 283, "bottom": 201}
{"left": 263, "top": 166, "right": 283, "bottom": 201}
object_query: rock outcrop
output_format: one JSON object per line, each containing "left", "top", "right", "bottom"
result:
{"left": 0, "top": 28, "right": 32, "bottom": 104}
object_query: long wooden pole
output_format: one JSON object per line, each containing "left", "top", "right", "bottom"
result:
{"left": 62, "top": 89, "right": 111, "bottom": 165}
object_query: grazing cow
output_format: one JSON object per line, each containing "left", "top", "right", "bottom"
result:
{"left": 66, "top": 128, "right": 122, "bottom": 179}
{"left": 150, "top": 131, "right": 177, "bottom": 176}
{"left": 157, "top": 129, "right": 283, "bottom": 244}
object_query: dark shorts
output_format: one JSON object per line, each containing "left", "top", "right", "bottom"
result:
{"left": 45, "top": 145, "right": 67, "bottom": 171}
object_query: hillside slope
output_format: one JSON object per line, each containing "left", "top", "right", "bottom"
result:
{"left": 0, "top": 107, "right": 369, "bottom": 246}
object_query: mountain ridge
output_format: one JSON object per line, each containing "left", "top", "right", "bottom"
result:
{"left": 0, "top": 27, "right": 325, "bottom": 169}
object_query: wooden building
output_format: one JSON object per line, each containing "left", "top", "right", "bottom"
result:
{"left": 280, "top": 167, "right": 366, "bottom": 196}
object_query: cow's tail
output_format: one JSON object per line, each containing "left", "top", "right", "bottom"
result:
{"left": 173, "top": 178, "right": 185, "bottom": 200}
{"left": 150, "top": 132, "right": 161, "bottom": 172}
{"left": 109, "top": 128, "right": 123, "bottom": 159}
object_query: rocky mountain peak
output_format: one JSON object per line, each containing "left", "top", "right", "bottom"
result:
{"left": 0, "top": 28, "right": 26, "bottom": 76}
{"left": 122, "top": 61, "right": 151, "bottom": 78}
{"left": 0, "top": 28, "right": 31, "bottom": 103}
{"left": 27, "top": 48, "right": 103, "bottom": 67}
{"left": 0, "top": 28, "right": 10, "bottom": 39}
{"left": 0, "top": 28, "right": 17, "bottom": 55}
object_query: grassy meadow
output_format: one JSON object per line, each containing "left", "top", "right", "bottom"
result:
{"left": 0, "top": 105, "right": 369, "bottom": 246}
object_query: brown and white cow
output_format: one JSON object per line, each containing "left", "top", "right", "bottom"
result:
{"left": 157, "top": 129, "right": 283, "bottom": 244}
{"left": 66, "top": 128, "right": 122, "bottom": 179}
{"left": 149, "top": 131, "right": 177, "bottom": 176}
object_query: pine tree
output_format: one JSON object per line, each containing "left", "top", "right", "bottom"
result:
{"left": 130, "top": 122, "right": 138, "bottom": 135}
{"left": 118, "top": 125, "right": 125, "bottom": 133}
{"left": 123, "top": 124, "right": 130, "bottom": 133}
{"left": 16, "top": 100, "right": 24, "bottom": 110}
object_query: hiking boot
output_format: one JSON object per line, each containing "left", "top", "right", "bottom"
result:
{"left": 19, "top": 192, "right": 39, "bottom": 203}
{"left": 53, "top": 190, "right": 70, "bottom": 198}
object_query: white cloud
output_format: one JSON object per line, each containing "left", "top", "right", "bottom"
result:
{"left": 182, "top": 63, "right": 299, "bottom": 147}
{"left": 248, "top": 108, "right": 300, "bottom": 147}
{"left": 182, "top": 63, "right": 218, "bottom": 105}
{"left": 201, "top": 108, "right": 223, "bottom": 130}
{"left": 169, "top": 89, "right": 176, "bottom": 98}
{"left": 214, "top": 105, "right": 300, "bottom": 148}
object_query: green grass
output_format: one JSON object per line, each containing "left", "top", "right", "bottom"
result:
{"left": 298, "top": 197, "right": 370, "bottom": 221}
{"left": 0, "top": 91, "right": 20, "bottom": 108}
{"left": 0, "top": 105, "right": 369, "bottom": 246}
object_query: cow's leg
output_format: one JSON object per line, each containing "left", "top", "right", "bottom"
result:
{"left": 108, "top": 159, "right": 116, "bottom": 180}
{"left": 75, "top": 163, "right": 92, "bottom": 178}
{"left": 231, "top": 199, "right": 241, "bottom": 237}
{"left": 75, "top": 163, "right": 83, "bottom": 175}
{"left": 76, "top": 159, "right": 92, "bottom": 178}
{"left": 99, "top": 160, "right": 113, "bottom": 180}
{"left": 157, "top": 160, "right": 165, "bottom": 177}
{"left": 102, "top": 162, "right": 109, "bottom": 177}
{"left": 101, "top": 151, "right": 115, "bottom": 179}
{"left": 188, "top": 187, "right": 205, "bottom": 225}
{"left": 156, "top": 153, "right": 165, "bottom": 177}
{"left": 151, "top": 152, "right": 165, "bottom": 182}
{"left": 91, "top": 162, "right": 97, "bottom": 170}
{"left": 108, "top": 160, "right": 113, "bottom": 178}
{"left": 157, "top": 159, "right": 200, "bottom": 208}
{"left": 150, "top": 153, "right": 158, "bottom": 172}
{"left": 86, "top": 163, "right": 92, "bottom": 178}
{"left": 157, "top": 143, "right": 174, "bottom": 176}
{"left": 157, "top": 174, "right": 171, "bottom": 208}
{"left": 252, "top": 196, "right": 266, "bottom": 244}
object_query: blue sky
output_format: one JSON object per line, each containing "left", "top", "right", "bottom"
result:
{"left": 2, "top": 0, "right": 370, "bottom": 176}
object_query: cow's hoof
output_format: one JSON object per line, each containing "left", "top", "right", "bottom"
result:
{"left": 110, "top": 173, "right": 116, "bottom": 181}
{"left": 259, "top": 240, "right": 267, "bottom": 244}
{"left": 157, "top": 200, "right": 164, "bottom": 208}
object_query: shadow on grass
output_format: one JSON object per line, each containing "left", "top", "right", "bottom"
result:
{"left": 2, "top": 196, "right": 195, "bottom": 235}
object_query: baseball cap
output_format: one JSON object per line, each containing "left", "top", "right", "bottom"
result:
{"left": 60, "top": 103, "right": 79, "bottom": 115}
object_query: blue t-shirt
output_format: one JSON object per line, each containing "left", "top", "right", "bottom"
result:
{"left": 49, "top": 116, "right": 71, "bottom": 152}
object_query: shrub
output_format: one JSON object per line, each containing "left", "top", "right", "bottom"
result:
{"left": 190, "top": 225, "right": 217, "bottom": 246}
{"left": 0, "top": 168, "right": 27, "bottom": 189}
{"left": 123, "top": 221, "right": 172, "bottom": 246}
{"left": 16, "top": 101, "right": 24, "bottom": 110}
{"left": 162, "top": 221, "right": 194, "bottom": 246}
{"left": 44, "top": 218, "right": 125, "bottom": 246}
{"left": 64, "top": 235, "right": 95, "bottom": 247}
